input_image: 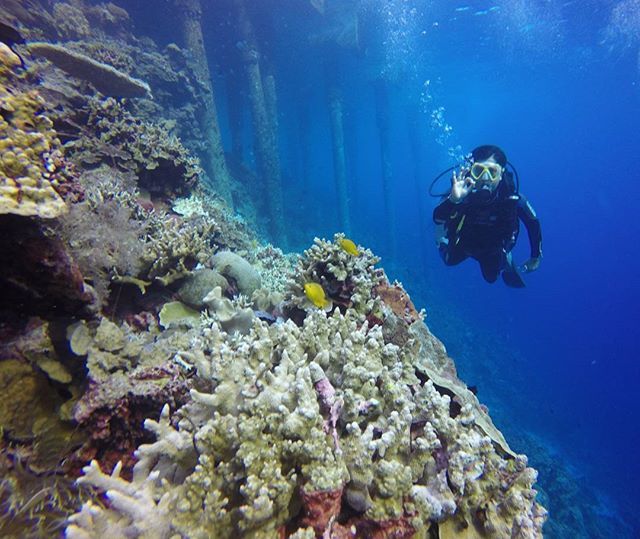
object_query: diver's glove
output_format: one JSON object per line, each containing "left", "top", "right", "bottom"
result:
{"left": 519, "top": 256, "right": 541, "bottom": 273}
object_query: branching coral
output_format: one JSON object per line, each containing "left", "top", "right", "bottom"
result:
{"left": 67, "top": 299, "right": 545, "bottom": 538}
{"left": 67, "top": 317, "right": 194, "bottom": 478}
{"left": 64, "top": 97, "right": 201, "bottom": 199}
{"left": 57, "top": 168, "right": 215, "bottom": 305}
{"left": 288, "top": 233, "right": 383, "bottom": 315}
{"left": 51, "top": 2, "right": 91, "bottom": 39}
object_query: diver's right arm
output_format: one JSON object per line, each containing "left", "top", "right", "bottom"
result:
{"left": 449, "top": 168, "right": 475, "bottom": 202}
{"left": 433, "top": 169, "right": 473, "bottom": 223}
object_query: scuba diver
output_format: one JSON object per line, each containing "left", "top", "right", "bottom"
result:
{"left": 432, "top": 145, "right": 542, "bottom": 288}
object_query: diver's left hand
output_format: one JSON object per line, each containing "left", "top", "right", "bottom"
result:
{"left": 519, "top": 257, "right": 541, "bottom": 273}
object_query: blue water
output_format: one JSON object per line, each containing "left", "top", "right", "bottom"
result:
{"left": 133, "top": 0, "right": 640, "bottom": 535}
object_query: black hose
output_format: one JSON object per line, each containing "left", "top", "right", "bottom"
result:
{"left": 428, "top": 165, "right": 457, "bottom": 197}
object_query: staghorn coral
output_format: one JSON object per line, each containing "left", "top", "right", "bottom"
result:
{"left": 252, "top": 243, "right": 297, "bottom": 294}
{"left": 66, "top": 239, "right": 546, "bottom": 538}
{"left": 51, "top": 3, "right": 91, "bottom": 40}
{"left": 84, "top": 2, "right": 131, "bottom": 34}
{"left": 142, "top": 212, "right": 214, "bottom": 284}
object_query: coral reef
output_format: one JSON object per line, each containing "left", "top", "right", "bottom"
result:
{"left": 203, "top": 286, "right": 255, "bottom": 335}
{"left": 0, "top": 215, "right": 97, "bottom": 319}
{"left": 56, "top": 168, "right": 215, "bottom": 306}
{"left": 287, "top": 233, "right": 383, "bottom": 317}
{"left": 0, "top": 3, "right": 548, "bottom": 537}
{"left": 177, "top": 269, "right": 229, "bottom": 309}
{"left": 67, "top": 317, "right": 193, "bottom": 478}
{"left": 158, "top": 301, "right": 200, "bottom": 329}
{"left": 66, "top": 237, "right": 545, "bottom": 538}
{"left": 0, "top": 318, "right": 89, "bottom": 537}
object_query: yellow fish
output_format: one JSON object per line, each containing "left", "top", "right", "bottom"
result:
{"left": 339, "top": 237, "right": 359, "bottom": 256}
{"left": 304, "top": 282, "right": 330, "bottom": 309}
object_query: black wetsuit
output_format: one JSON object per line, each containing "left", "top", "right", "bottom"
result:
{"left": 433, "top": 174, "right": 542, "bottom": 284}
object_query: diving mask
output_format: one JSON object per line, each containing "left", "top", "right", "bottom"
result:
{"left": 469, "top": 162, "right": 503, "bottom": 183}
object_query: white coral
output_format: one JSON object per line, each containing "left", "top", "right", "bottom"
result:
{"left": 66, "top": 460, "right": 174, "bottom": 539}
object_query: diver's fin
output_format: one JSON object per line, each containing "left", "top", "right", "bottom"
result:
{"left": 502, "top": 268, "right": 525, "bottom": 288}
{"left": 502, "top": 251, "right": 526, "bottom": 288}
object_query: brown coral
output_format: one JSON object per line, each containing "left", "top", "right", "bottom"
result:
{"left": 374, "top": 281, "right": 421, "bottom": 325}
{"left": 0, "top": 75, "right": 66, "bottom": 218}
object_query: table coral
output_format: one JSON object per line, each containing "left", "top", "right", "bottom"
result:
{"left": 29, "top": 42, "right": 151, "bottom": 98}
